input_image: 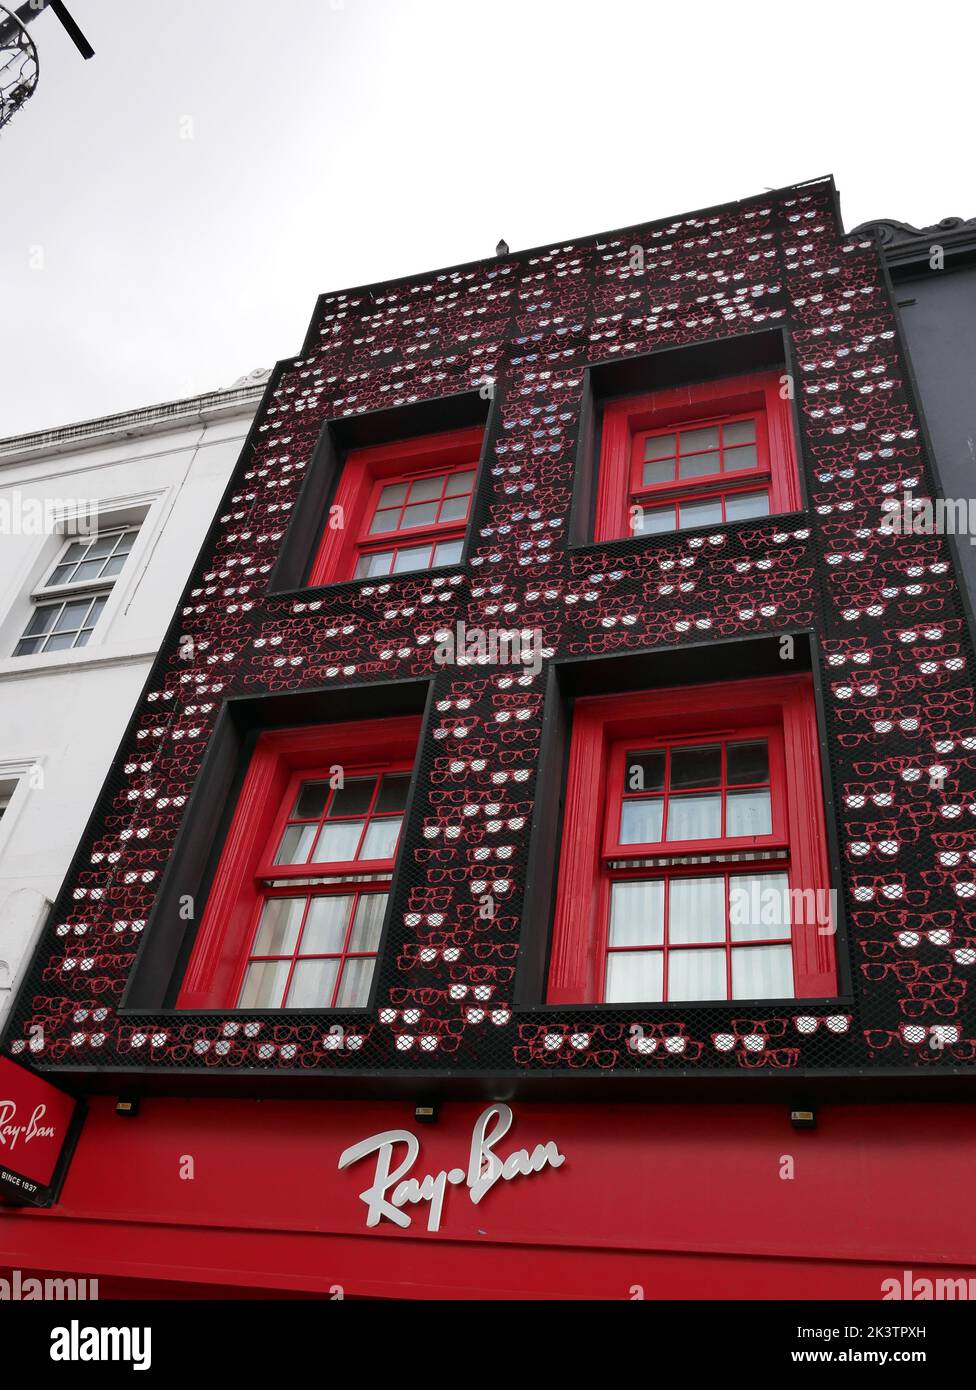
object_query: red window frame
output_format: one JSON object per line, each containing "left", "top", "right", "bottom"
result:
{"left": 546, "top": 676, "right": 835, "bottom": 1005}
{"left": 178, "top": 715, "right": 420, "bottom": 1010}
{"left": 594, "top": 372, "right": 800, "bottom": 544}
{"left": 308, "top": 426, "right": 483, "bottom": 586}
{"left": 604, "top": 724, "right": 787, "bottom": 860}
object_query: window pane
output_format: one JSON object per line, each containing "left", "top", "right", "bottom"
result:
{"left": 86, "top": 594, "right": 108, "bottom": 624}
{"left": 25, "top": 605, "right": 59, "bottom": 636}
{"left": 678, "top": 451, "right": 720, "bottom": 479}
{"left": 642, "top": 459, "right": 675, "bottom": 486}
{"left": 438, "top": 494, "right": 469, "bottom": 523}
{"left": 401, "top": 502, "right": 439, "bottom": 529}
{"left": 239, "top": 959, "right": 291, "bottom": 1008}
{"left": 668, "top": 948, "right": 727, "bottom": 1001}
{"left": 13, "top": 637, "right": 43, "bottom": 656}
{"left": 375, "top": 773, "right": 410, "bottom": 813}
{"left": 680, "top": 426, "right": 720, "bottom": 453}
{"left": 336, "top": 956, "right": 375, "bottom": 1008}
{"left": 274, "top": 823, "right": 317, "bottom": 865}
{"left": 392, "top": 545, "right": 433, "bottom": 574}
{"left": 327, "top": 778, "right": 375, "bottom": 818}
{"left": 60, "top": 540, "right": 89, "bottom": 563}
{"left": 286, "top": 957, "right": 340, "bottom": 1008}
{"left": 408, "top": 475, "right": 444, "bottom": 503}
{"left": 74, "top": 560, "right": 106, "bottom": 583}
{"left": 666, "top": 793, "right": 721, "bottom": 841}
{"left": 625, "top": 750, "right": 665, "bottom": 793}
{"left": 619, "top": 797, "right": 663, "bottom": 844}
{"left": 349, "top": 894, "right": 387, "bottom": 952}
{"left": 723, "top": 419, "right": 755, "bottom": 445}
{"left": 727, "top": 740, "right": 769, "bottom": 786}
{"left": 100, "top": 555, "right": 126, "bottom": 578}
{"left": 725, "top": 490, "right": 769, "bottom": 521}
{"left": 731, "top": 943, "right": 793, "bottom": 1000}
{"left": 378, "top": 482, "right": 408, "bottom": 507}
{"left": 634, "top": 505, "right": 675, "bottom": 535}
{"left": 445, "top": 469, "right": 475, "bottom": 496}
{"left": 605, "top": 950, "right": 663, "bottom": 1003}
{"left": 609, "top": 880, "right": 664, "bottom": 947}
{"left": 300, "top": 895, "right": 354, "bottom": 954}
{"left": 669, "top": 876, "right": 726, "bottom": 944}
{"left": 53, "top": 600, "right": 91, "bottom": 633}
{"left": 643, "top": 433, "right": 676, "bottom": 461}
{"left": 368, "top": 508, "right": 401, "bottom": 535}
{"left": 86, "top": 534, "right": 118, "bottom": 558}
{"left": 727, "top": 789, "right": 772, "bottom": 837}
{"left": 293, "top": 780, "right": 331, "bottom": 819}
{"left": 81, "top": 598, "right": 107, "bottom": 634}
{"left": 724, "top": 444, "right": 758, "bottom": 472}
{"left": 433, "top": 539, "right": 463, "bottom": 566}
{"left": 46, "top": 564, "right": 75, "bottom": 587}
{"left": 45, "top": 633, "right": 77, "bottom": 652}
{"left": 670, "top": 745, "right": 720, "bottom": 789}
{"left": 729, "top": 872, "right": 792, "bottom": 942}
{"left": 252, "top": 897, "right": 306, "bottom": 955}
{"left": 360, "top": 816, "right": 402, "bottom": 860}
{"left": 312, "top": 820, "right": 365, "bottom": 862}
{"left": 679, "top": 498, "right": 723, "bottom": 529}
{"left": 355, "top": 550, "right": 394, "bottom": 578}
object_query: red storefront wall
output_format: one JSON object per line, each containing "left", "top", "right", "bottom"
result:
{"left": 2, "top": 1097, "right": 973, "bottom": 1300}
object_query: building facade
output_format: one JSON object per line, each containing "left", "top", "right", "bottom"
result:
{"left": 0, "top": 375, "right": 266, "bottom": 1028}
{"left": 2, "top": 178, "right": 975, "bottom": 1300}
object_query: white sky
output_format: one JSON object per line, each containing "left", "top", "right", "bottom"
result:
{"left": 1, "top": 0, "right": 971, "bottom": 436}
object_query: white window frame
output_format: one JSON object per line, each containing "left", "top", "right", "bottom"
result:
{"left": 0, "top": 759, "right": 49, "bottom": 1012}
{"left": 3, "top": 494, "right": 160, "bottom": 666}
{"left": 0, "top": 759, "right": 38, "bottom": 859}
{"left": 14, "top": 590, "right": 112, "bottom": 658}
{"left": 35, "top": 524, "right": 144, "bottom": 599}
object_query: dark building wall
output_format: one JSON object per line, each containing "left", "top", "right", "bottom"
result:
{"left": 893, "top": 259, "right": 976, "bottom": 601}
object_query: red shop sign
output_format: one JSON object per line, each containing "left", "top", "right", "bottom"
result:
{"left": 0, "top": 1055, "right": 85, "bottom": 1207}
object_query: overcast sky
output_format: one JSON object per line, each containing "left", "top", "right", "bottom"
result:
{"left": 1, "top": 0, "right": 970, "bottom": 437}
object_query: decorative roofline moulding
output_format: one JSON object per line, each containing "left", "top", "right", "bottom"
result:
{"left": 850, "top": 215, "right": 976, "bottom": 266}
{"left": 0, "top": 371, "right": 271, "bottom": 463}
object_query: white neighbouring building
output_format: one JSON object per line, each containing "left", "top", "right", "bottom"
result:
{"left": 0, "top": 371, "right": 268, "bottom": 1024}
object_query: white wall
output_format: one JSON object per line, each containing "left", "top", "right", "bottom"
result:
{"left": 0, "top": 390, "right": 262, "bottom": 1023}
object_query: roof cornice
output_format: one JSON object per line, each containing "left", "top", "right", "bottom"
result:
{"left": 849, "top": 215, "right": 976, "bottom": 267}
{"left": 0, "top": 374, "right": 270, "bottom": 465}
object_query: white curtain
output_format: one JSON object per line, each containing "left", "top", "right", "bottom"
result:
{"left": 609, "top": 879, "right": 664, "bottom": 946}
{"left": 666, "top": 793, "right": 721, "bottom": 841}
{"left": 669, "top": 875, "right": 725, "bottom": 944}
{"left": 732, "top": 944, "right": 793, "bottom": 999}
